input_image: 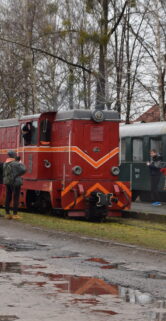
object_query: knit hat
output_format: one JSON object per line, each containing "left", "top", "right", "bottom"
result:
{"left": 8, "top": 150, "right": 17, "bottom": 158}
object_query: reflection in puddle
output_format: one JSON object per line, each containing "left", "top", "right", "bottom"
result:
{"left": 24, "top": 271, "right": 166, "bottom": 320}
{"left": 84, "top": 258, "right": 166, "bottom": 281}
{"left": 70, "top": 298, "right": 99, "bottom": 305}
{"left": 0, "top": 316, "right": 19, "bottom": 321}
{"left": 0, "top": 262, "right": 47, "bottom": 274}
{"left": 0, "top": 262, "right": 24, "bottom": 274}
{"left": 51, "top": 256, "right": 79, "bottom": 259}
{"left": 92, "top": 310, "right": 117, "bottom": 315}
{"left": 119, "top": 286, "right": 153, "bottom": 304}
{"left": 148, "top": 301, "right": 166, "bottom": 321}
{"left": 149, "top": 311, "right": 166, "bottom": 321}
{"left": 145, "top": 271, "right": 166, "bottom": 280}
{"left": 101, "top": 264, "right": 119, "bottom": 269}
{"left": 85, "top": 258, "right": 110, "bottom": 264}
{"left": 20, "top": 281, "right": 47, "bottom": 287}
{"left": 1, "top": 260, "right": 166, "bottom": 320}
{"left": 0, "top": 237, "right": 47, "bottom": 252}
{"left": 36, "top": 272, "right": 118, "bottom": 295}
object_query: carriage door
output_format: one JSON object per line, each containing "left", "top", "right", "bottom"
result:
{"left": 132, "top": 138, "right": 144, "bottom": 190}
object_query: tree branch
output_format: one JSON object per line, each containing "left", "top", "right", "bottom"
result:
{"left": 108, "top": 0, "right": 128, "bottom": 38}
{"left": 136, "top": 77, "right": 158, "bottom": 105}
{"left": 0, "top": 36, "right": 92, "bottom": 74}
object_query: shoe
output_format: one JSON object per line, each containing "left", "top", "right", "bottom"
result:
{"left": 5, "top": 214, "right": 13, "bottom": 219}
{"left": 152, "top": 202, "right": 161, "bottom": 206}
{"left": 12, "top": 215, "right": 21, "bottom": 220}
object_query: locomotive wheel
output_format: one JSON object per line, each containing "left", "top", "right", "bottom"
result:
{"left": 86, "top": 207, "right": 107, "bottom": 222}
{"left": 26, "top": 190, "right": 51, "bottom": 213}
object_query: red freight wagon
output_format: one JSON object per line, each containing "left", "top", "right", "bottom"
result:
{"left": 0, "top": 110, "right": 131, "bottom": 220}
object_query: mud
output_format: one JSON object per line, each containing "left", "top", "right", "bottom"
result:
{"left": 0, "top": 237, "right": 48, "bottom": 251}
{"left": 0, "top": 317, "right": 19, "bottom": 321}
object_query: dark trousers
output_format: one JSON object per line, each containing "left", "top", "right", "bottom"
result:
{"left": 5, "top": 185, "right": 21, "bottom": 215}
{"left": 150, "top": 175, "right": 161, "bottom": 202}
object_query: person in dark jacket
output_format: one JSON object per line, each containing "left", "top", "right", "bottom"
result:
{"left": 22, "top": 122, "right": 32, "bottom": 145}
{"left": 146, "top": 149, "right": 162, "bottom": 206}
{"left": 3, "top": 150, "right": 26, "bottom": 219}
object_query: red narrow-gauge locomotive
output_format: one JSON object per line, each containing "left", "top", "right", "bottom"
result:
{"left": 0, "top": 109, "right": 131, "bottom": 220}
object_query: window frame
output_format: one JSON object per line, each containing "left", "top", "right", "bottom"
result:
{"left": 132, "top": 137, "right": 143, "bottom": 162}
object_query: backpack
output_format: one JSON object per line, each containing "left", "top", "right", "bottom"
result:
{"left": 3, "top": 162, "right": 15, "bottom": 185}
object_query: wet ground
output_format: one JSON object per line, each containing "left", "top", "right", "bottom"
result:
{"left": 0, "top": 217, "right": 166, "bottom": 321}
{"left": 130, "top": 201, "right": 166, "bottom": 216}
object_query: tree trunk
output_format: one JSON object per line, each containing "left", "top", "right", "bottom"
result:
{"left": 95, "top": 0, "right": 108, "bottom": 110}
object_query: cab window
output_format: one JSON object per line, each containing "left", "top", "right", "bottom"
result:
{"left": 31, "top": 121, "right": 38, "bottom": 145}
{"left": 40, "top": 119, "right": 51, "bottom": 145}
{"left": 132, "top": 138, "right": 143, "bottom": 162}
{"left": 21, "top": 121, "right": 38, "bottom": 146}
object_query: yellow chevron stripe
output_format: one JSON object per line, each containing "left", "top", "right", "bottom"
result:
{"left": 64, "top": 183, "right": 105, "bottom": 210}
{"left": 115, "top": 181, "right": 131, "bottom": 197}
{"left": 61, "top": 181, "right": 79, "bottom": 197}
{"left": 0, "top": 146, "right": 119, "bottom": 169}
{"left": 64, "top": 183, "right": 120, "bottom": 210}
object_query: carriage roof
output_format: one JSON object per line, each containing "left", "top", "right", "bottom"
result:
{"left": 120, "top": 122, "right": 166, "bottom": 138}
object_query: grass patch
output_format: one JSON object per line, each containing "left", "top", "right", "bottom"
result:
{"left": 2, "top": 209, "right": 166, "bottom": 251}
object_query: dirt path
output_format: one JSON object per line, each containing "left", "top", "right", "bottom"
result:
{"left": 0, "top": 218, "right": 165, "bottom": 321}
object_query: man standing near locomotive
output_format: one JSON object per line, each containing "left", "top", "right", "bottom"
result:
{"left": 146, "top": 149, "right": 162, "bottom": 206}
{"left": 3, "top": 150, "right": 26, "bottom": 219}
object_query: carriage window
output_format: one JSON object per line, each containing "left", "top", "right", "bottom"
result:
{"left": 150, "top": 138, "right": 162, "bottom": 155}
{"left": 21, "top": 121, "right": 38, "bottom": 146}
{"left": 121, "top": 139, "right": 126, "bottom": 161}
{"left": 40, "top": 119, "right": 51, "bottom": 145}
{"left": 132, "top": 138, "right": 143, "bottom": 161}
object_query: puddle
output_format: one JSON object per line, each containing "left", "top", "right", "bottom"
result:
{"left": 70, "top": 298, "right": 100, "bottom": 305}
{"left": 101, "top": 264, "right": 119, "bottom": 269}
{"left": 19, "top": 281, "right": 47, "bottom": 287}
{"left": 35, "top": 272, "right": 118, "bottom": 295}
{"left": 85, "top": 258, "right": 110, "bottom": 264}
{"left": 14, "top": 268, "right": 164, "bottom": 306}
{"left": 28, "top": 271, "right": 165, "bottom": 319}
{"left": 148, "top": 301, "right": 166, "bottom": 321}
{"left": 0, "top": 262, "right": 23, "bottom": 274}
{"left": 84, "top": 258, "right": 166, "bottom": 281}
{"left": 92, "top": 310, "right": 117, "bottom": 315}
{"left": 119, "top": 286, "right": 153, "bottom": 304}
{"left": 0, "top": 237, "right": 48, "bottom": 252}
{"left": 149, "top": 311, "right": 166, "bottom": 321}
{"left": 0, "top": 317, "right": 19, "bottom": 321}
{"left": 1, "top": 262, "right": 166, "bottom": 319}
{"left": 0, "top": 262, "right": 47, "bottom": 274}
{"left": 145, "top": 271, "right": 166, "bottom": 280}
{"left": 51, "top": 255, "right": 79, "bottom": 259}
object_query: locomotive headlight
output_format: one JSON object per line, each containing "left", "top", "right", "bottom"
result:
{"left": 91, "top": 110, "right": 104, "bottom": 122}
{"left": 72, "top": 165, "right": 83, "bottom": 175}
{"left": 111, "top": 166, "right": 120, "bottom": 176}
